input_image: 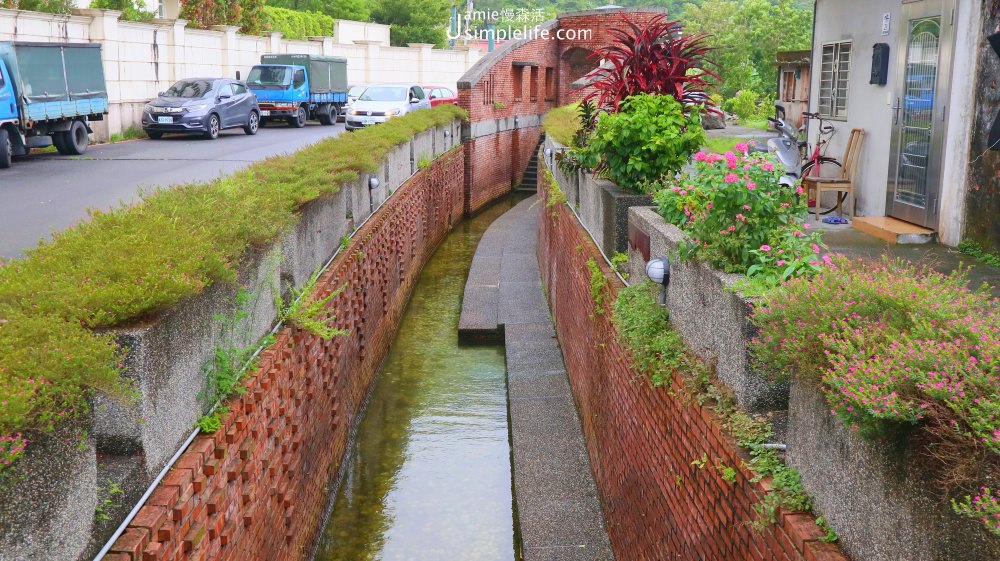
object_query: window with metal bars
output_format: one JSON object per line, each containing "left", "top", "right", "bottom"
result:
{"left": 819, "top": 41, "right": 851, "bottom": 119}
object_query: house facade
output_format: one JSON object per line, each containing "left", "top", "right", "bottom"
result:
{"left": 808, "top": 0, "right": 986, "bottom": 246}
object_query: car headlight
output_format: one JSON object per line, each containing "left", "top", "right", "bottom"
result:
{"left": 144, "top": 104, "right": 155, "bottom": 113}
{"left": 385, "top": 109, "right": 401, "bottom": 117}
{"left": 350, "top": 109, "right": 363, "bottom": 116}
{"left": 186, "top": 104, "right": 208, "bottom": 112}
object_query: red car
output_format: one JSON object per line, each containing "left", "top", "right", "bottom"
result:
{"left": 424, "top": 86, "right": 458, "bottom": 107}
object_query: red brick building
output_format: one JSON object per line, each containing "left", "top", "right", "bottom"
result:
{"left": 458, "top": 7, "right": 669, "bottom": 213}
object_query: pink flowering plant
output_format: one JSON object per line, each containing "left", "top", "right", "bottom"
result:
{"left": 750, "top": 255, "right": 1000, "bottom": 533}
{"left": 652, "top": 145, "right": 825, "bottom": 285}
{"left": 953, "top": 487, "right": 1000, "bottom": 537}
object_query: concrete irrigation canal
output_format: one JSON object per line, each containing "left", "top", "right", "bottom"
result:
{"left": 312, "top": 197, "right": 522, "bottom": 561}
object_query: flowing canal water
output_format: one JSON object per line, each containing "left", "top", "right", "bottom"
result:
{"left": 313, "top": 195, "right": 527, "bottom": 561}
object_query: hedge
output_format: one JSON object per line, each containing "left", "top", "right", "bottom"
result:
{"left": 262, "top": 6, "right": 333, "bottom": 40}
{"left": 0, "top": 104, "right": 467, "bottom": 472}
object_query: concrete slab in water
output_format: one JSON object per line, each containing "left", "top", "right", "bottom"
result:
{"left": 459, "top": 195, "right": 615, "bottom": 561}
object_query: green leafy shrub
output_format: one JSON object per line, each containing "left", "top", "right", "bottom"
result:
{"left": 571, "top": 94, "right": 705, "bottom": 193}
{"left": 0, "top": 104, "right": 466, "bottom": 473}
{"left": 0, "top": 0, "right": 73, "bottom": 14}
{"left": 750, "top": 255, "right": 1000, "bottom": 525}
{"left": 652, "top": 145, "right": 824, "bottom": 286}
{"left": 723, "top": 89, "right": 761, "bottom": 120}
{"left": 262, "top": 6, "right": 333, "bottom": 40}
{"left": 89, "top": 0, "right": 155, "bottom": 21}
{"left": 611, "top": 282, "right": 688, "bottom": 387}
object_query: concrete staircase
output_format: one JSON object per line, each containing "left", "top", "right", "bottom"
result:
{"left": 515, "top": 137, "right": 544, "bottom": 192}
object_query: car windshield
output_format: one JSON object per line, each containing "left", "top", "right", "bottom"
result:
{"left": 247, "top": 66, "right": 291, "bottom": 87}
{"left": 164, "top": 80, "right": 215, "bottom": 98}
{"left": 359, "top": 86, "right": 408, "bottom": 102}
{"left": 348, "top": 85, "right": 366, "bottom": 97}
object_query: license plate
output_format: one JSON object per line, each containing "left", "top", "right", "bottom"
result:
{"left": 260, "top": 110, "right": 271, "bottom": 116}
{"left": 156, "top": 116, "right": 172, "bottom": 124}
{"left": 361, "top": 117, "right": 376, "bottom": 125}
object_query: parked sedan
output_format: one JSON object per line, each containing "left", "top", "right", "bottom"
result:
{"left": 338, "top": 84, "right": 368, "bottom": 122}
{"left": 344, "top": 84, "right": 431, "bottom": 130}
{"left": 142, "top": 78, "right": 260, "bottom": 140}
{"left": 424, "top": 86, "right": 458, "bottom": 107}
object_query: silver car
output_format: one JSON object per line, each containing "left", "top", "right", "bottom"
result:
{"left": 345, "top": 84, "right": 431, "bottom": 130}
{"left": 338, "top": 84, "right": 368, "bottom": 122}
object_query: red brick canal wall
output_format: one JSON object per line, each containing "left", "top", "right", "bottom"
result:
{"left": 104, "top": 149, "right": 464, "bottom": 561}
{"left": 536, "top": 175, "right": 849, "bottom": 561}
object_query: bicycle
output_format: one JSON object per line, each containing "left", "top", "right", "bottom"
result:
{"left": 799, "top": 111, "right": 845, "bottom": 216}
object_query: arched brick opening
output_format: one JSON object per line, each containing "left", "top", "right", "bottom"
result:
{"left": 560, "top": 46, "right": 598, "bottom": 102}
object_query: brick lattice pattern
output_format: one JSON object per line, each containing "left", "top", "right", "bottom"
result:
{"left": 106, "top": 149, "right": 464, "bottom": 561}
{"left": 535, "top": 174, "right": 849, "bottom": 561}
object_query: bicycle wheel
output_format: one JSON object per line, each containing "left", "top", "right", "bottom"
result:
{"left": 801, "top": 157, "right": 844, "bottom": 216}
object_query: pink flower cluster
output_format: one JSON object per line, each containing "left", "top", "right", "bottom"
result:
{"left": 953, "top": 486, "right": 1000, "bottom": 537}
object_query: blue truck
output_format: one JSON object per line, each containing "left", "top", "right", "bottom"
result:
{"left": 246, "top": 54, "right": 348, "bottom": 127}
{"left": 0, "top": 41, "right": 108, "bottom": 169}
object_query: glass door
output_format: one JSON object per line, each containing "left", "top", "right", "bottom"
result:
{"left": 886, "top": 0, "right": 955, "bottom": 228}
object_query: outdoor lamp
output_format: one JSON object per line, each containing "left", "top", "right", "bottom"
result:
{"left": 368, "top": 176, "right": 380, "bottom": 190}
{"left": 646, "top": 256, "right": 670, "bottom": 305}
{"left": 544, "top": 147, "right": 553, "bottom": 166}
{"left": 444, "top": 129, "right": 451, "bottom": 137}
{"left": 513, "top": 115, "right": 520, "bottom": 127}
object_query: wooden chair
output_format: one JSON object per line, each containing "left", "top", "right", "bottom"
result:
{"left": 803, "top": 128, "right": 865, "bottom": 220}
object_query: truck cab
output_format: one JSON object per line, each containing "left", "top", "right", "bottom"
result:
{"left": 0, "top": 59, "right": 19, "bottom": 161}
{"left": 246, "top": 64, "right": 311, "bottom": 124}
{"left": 247, "top": 54, "right": 347, "bottom": 128}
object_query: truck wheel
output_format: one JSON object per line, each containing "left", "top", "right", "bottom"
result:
{"left": 62, "top": 120, "right": 89, "bottom": 155}
{"left": 288, "top": 106, "right": 307, "bottom": 128}
{"left": 244, "top": 111, "right": 259, "bottom": 136}
{"left": 317, "top": 104, "right": 334, "bottom": 126}
{"left": 0, "top": 128, "right": 11, "bottom": 169}
{"left": 53, "top": 132, "right": 69, "bottom": 154}
{"left": 204, "top": 114, "right": 220, "bottom": 140}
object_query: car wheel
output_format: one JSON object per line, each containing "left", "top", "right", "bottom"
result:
{"left": 146, "top": 130, "right": 163, "bottom": 140}
{"left": 0, "top": 128, "right": 12, "bottom": 169}
{"left": 244, "top": 111, "right": 259, "bottom": 135}
{"left": 288, "top": 106, "right": 307, "bottom": 128}
{"left": 204, "top": 114, "right": 220, "bottom": 140}
{"left": 62, "top": 120, "right": 89, "bottom": 156}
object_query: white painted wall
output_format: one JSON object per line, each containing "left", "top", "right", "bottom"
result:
{"left": 0, "top": 7, "right": 481, "bottom": 139}
{"left": 809, "top": 0, "right": 980, "bottom": 244}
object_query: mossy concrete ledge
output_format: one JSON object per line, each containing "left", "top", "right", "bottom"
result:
{"left": 788, "top": 380, "right": 1000, "bottom": 561}
{"left": 624, "top": 207, "right": 786, "bottom": 412}
{"left": 544, "top": 136, "right": 652, "bottom": 257}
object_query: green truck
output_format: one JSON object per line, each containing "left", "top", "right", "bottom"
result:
{"left": 0, "top": 41, "right": 109, "bottom": 168}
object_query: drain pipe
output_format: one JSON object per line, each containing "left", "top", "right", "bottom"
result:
{"left": 93, "top": 163, "right": 422, "bottom": 560}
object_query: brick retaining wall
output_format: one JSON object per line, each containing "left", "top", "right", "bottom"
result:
{"left": 104, "top": 149, "right": 464, "bottom": 561}
{"left": 536, "top": 169, "right": 849, "bottom": 561}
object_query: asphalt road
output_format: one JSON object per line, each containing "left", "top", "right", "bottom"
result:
{"left": 0, "top": 121, "right": 346, "bottom": 258}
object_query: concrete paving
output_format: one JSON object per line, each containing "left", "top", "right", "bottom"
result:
{"left": 0, "top": 122, "right": 346, "bottom": 258}
{"left": 459, "top": 196, "right": 615, "bottom": 561}
{"left": 806, "top": 215, "right": 1000, "bottom": 296}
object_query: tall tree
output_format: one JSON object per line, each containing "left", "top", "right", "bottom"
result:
{"left": 681, "top": 0, "right": 812, "bottom": 97}
{"left": 370, "top": 0, "right": 451, "bottom": 47}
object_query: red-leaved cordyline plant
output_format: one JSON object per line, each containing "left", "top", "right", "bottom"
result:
{"left": 584, "top": 14, "right": 718, "bottom": 114}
